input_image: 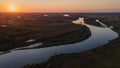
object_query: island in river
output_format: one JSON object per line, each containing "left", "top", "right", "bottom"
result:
{"left": 23, "top": 13, "right": 120, "bottom": 68}
{"left": 0, "top": 13, "right": 91, "bottom": 52}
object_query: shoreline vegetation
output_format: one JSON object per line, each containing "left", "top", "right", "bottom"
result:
{"left": 23, "top": 14, "right": 120, "bottom": 68}
{"left": 0, "top": 13, "right": 91, "bottom": 52}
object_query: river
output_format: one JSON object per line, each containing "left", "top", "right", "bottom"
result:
{"left": 0, "top": 18, "right": 118, "bottom": 68}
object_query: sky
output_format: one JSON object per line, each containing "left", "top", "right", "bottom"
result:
{"left": 0, "top": 0, "right": 120, "bottom": 12}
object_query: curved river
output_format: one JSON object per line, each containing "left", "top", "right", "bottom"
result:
{"left": 0, "top": 18, "right": 118, "bottom": 68}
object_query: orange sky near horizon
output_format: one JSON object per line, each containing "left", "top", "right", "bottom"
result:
{"left": 0, "top": 0, "right": 120, "bottom": 12}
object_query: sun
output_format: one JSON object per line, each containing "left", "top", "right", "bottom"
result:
{"left": 9, "top": 5, "right": 16, "bottom": 12}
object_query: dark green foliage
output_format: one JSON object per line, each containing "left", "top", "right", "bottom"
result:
{"left": 0, "top": 13, "right": 91, "bottom": 51}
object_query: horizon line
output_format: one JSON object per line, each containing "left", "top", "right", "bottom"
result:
{"left": 0, "top": 11, "right": 120, "bottom": 13}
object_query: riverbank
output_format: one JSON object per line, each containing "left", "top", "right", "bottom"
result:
{"left": 23, "top": 15, "right": 120, "bottom": 68}
{"left": 0, "top": 13, "right": 91, "bottom": 52}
